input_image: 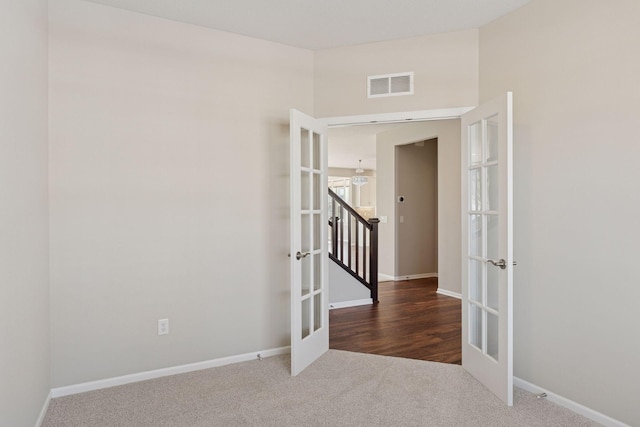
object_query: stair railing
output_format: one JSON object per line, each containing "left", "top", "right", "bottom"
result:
{"left": 328, "top": 188, "right": 379, "bottom": 303}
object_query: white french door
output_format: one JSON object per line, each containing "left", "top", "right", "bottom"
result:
{"left": 461, "top": 92, "right": 514, "bottom": 405}
{"left": 289, "top": 109, "right": 329, "bottom": 376}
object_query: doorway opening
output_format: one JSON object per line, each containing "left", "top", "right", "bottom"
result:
{"left": 327, "top": 120, "right": 462, "bottom": 365}
{"left": 327, "top": 119, "right": 461, "bottom": 293}
{"left": 395, "top": 138, "right": 438, "bottom": 281}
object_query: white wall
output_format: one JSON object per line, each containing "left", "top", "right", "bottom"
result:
{"left": 377, "top": 120, "right": 461, "bottom": 293}
{"left": 480, "top": 0, "right": 640, "bottom": 424}
{"left": 49, "top": 0, "right": 313, "bottom": 388}
{"left": 329, "top": 261, "right": 370, "bottom": 305}
{"left": 314, "top": 30, "right": 478, "bottom": 117}
{"left": 0, "top": 1, "right": 51, "bottom": 425}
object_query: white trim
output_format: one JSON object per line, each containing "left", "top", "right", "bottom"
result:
{"left": 379, "top": 273, "right": 438, "bottom": 282}
{"left": 329, "top": 299, "right": 372, "bottom": 309}
{"left": 394, "top": 273, "right": 438, "bottom": 281}
{"left": 35, "top": 390, "right": 51, "bottom": 427}
{"left": 436, "top": 288, "right": 462, "bottom": 299}
{"left": 51, "top": 346, "right": 290, "bottom": 398}
{"left": 514, "top": 377, "right": 629, "bottom": 427}
{"left": 320, "top": 107, "right": 474, "bottom": 127}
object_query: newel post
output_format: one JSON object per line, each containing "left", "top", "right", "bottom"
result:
{"left": 369, "top": 218, "right": 380, "bottom": 304}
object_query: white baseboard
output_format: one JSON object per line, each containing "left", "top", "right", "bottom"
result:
{"left": 436, "top": 288, "right": 462, "bottom": 299}
{"left": 379, "top": 273, "right": 438, "bottom": 282}
{"left": 394, "top": 273, "right": 438, "bottom": 281}
{"left": 329, "top": 298, "right": 372, "bottom": 309}
{"left": 35, "top": 390, "right": 52, "bottom": 427}
{"left": 514, "top": 377, "right": 629, "bottom": 427}
{"left": 51, "top": 346, "right": 291, "bottom": 398}
{"left": 378, "top": 273, "right": 395, "bottom": 282}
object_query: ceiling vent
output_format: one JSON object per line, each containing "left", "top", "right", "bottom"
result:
{"left": 367, "top": 72, "right": 414, "bottom": 98}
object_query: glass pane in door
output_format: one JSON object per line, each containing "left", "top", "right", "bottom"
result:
{"left": 470, "top": 304, "right": 483, "bottom": 350}
{"left": 469, "top": 121, "right": 482, "bottom": 165}
{"left": 312, "top": 132, "right": 321, "bottom": 170}
{"left": 487, "top": 165, "right": 499, "bottom": 211}
{"left": 301, "top": 297, "right": 310, "bottom": 339}
{"left": 470, "top": 214, "right": 482, "bottom": 257}
{"left": 487, "top": 214, "right": 499, "bottom": 260}
{"left": 312, "top": 253, "right": 321, "bottom": 291}
{"left": 313, "top": 173, "right": 321, "bottom": 210}
{"left": 314, "top": 293, "right": 322, "bottom": 332}
{"left": 469, "top": 259, "right": 483, "bottom": 303}
{"left": 301, "top": 214, "right": 310, "bottom": 252}
{"left": 487, "top": 312, "right": 499, "bottom": 361}
{"left": 301, "top": 172, "right": 310, "bottom": 211}
{"left": 469, "top": 168, "right": 482, "bottom": 211}
{"left": 486, "top": 115, "right": 499, "bottom": 162}
{"left": 300, "top": 254, "right": 311, "bottom": 297}
{"left": 487, "top": 265, "right": 499, "bottom": 311}
{"left": 312, "top": 213, "right": 321, "bottom": 250}
{"left": 300, "top": 129, "right": 310, "bottom": 168}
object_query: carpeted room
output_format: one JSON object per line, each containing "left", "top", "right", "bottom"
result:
{"left": 42, "top": 351, "right": 598, "bottom": 426}
{"left": 4, "top": 0, "right": 640, "bottom": 426}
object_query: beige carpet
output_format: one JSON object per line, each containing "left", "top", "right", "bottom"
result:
{"left": 43, "top": 350, "right": 599, "bottom": 426}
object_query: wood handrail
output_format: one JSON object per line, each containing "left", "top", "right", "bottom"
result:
{"left": 328, "top": 188, "right": 379, "bottom": 303}
{"left": 328, "top": 188, "right": 372, "bottom": 230}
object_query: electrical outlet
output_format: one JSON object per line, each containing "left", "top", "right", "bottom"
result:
{"left": 158, "top": 318, "right": 169, "bottom": 335}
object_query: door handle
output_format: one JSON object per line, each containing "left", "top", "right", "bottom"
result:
{"left": 296, "top": 251, "right": 311, "bottom": 260}
{"left": 487, "top": 259, "right": 507, "bottom": 269}
{"left": 487, "top": 259, "right": 517, "bottom": 269}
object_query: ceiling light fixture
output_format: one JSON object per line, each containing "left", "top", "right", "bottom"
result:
{"left": 352, "top": 160, "right": 368, "bottom": 186}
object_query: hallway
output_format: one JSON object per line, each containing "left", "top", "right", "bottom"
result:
{"left": 329, "top": 278, "right": 461, "bottom": 364}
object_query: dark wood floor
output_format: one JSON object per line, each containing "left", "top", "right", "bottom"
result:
{"left": 329, "top": 277, "right": 462, "bottom": 364}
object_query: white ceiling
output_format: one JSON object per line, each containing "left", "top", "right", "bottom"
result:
{"left": 84, "top": 0, "right": 531, "bottom": 50}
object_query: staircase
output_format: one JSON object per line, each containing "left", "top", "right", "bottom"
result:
{"left": 328, "top": 188, "right": 380, "bottom": 303}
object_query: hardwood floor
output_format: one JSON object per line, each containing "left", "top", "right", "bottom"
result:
{"left": 329, "top": 277, "right": 462, "bottom": 364}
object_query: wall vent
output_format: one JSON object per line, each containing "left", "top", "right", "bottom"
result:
{"left": 367, "top": 72, "right": 414, "bottom": 98}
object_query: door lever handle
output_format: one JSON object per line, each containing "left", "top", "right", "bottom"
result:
{"left": 296, "top": 251, "right": 311, "bottom": 260}
{"left": 487, "top": 259, "right": 507, "bottom": 269}
{"left": 486, "top": 259, "right": 517, "bottom": 269}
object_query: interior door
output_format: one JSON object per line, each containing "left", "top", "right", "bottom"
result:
{"left": 290, "top": 109, "right": 329, "bottom": 376}
{"left": 461, "top": 92, "right": 514, "bottom": 405}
